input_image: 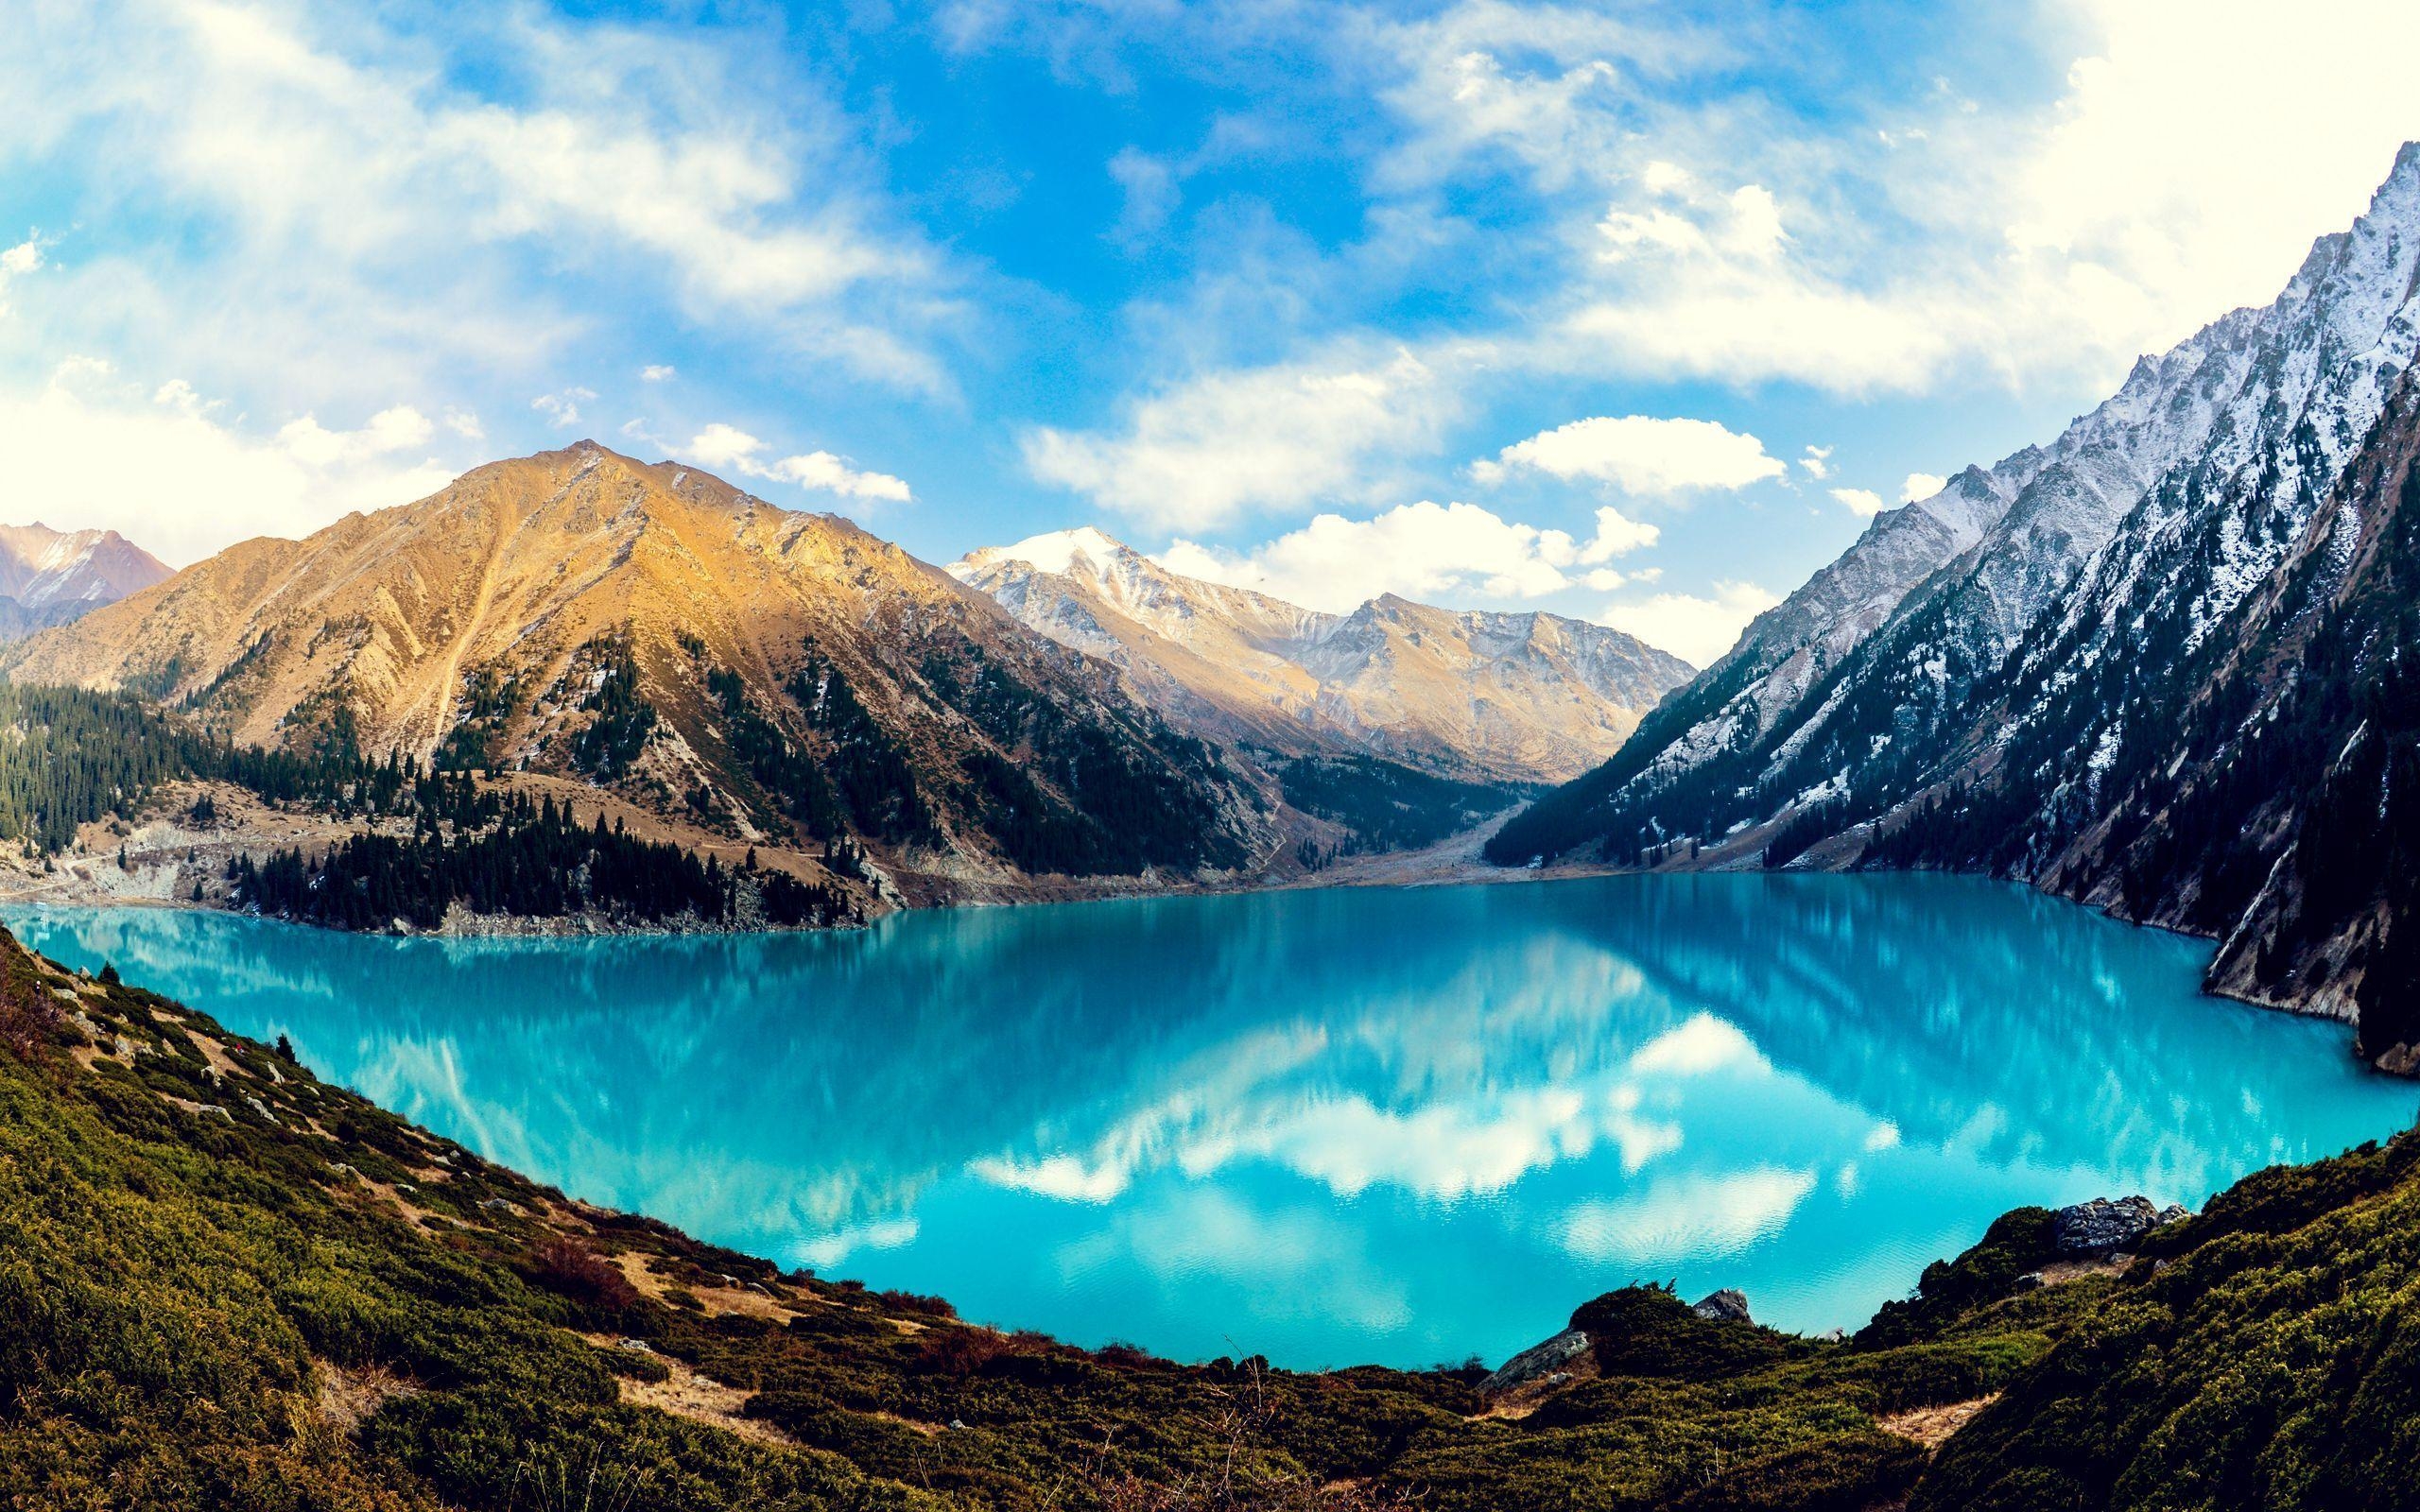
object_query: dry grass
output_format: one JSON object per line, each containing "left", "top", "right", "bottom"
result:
{"left": 1876, "top": 1393, "right": 1998, "bottom": 1450}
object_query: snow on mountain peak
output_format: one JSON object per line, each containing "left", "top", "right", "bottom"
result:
{"left": 970, "top": 526, "right": 1135, "bottom": 577}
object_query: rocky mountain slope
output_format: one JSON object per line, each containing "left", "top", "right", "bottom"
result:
{"left": 0, "top": 523, "right": 169, "bottom": 639}
{"left": 1489, "top": 143, "right": 2420, "bottom": 1066}
{"left": 6, "top": 444, "right": 1265, "bottom": 890}
{"left": 951, "top": 527, "right": 1694, "bottom": 782}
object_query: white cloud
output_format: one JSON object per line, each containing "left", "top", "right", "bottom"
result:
{"left": 1157, "top": 498, "right": 1654, "bottom": 611}
{"left": 1627, "top": 1014, "right": 1765, "bottom": 1078}
{"left": 1829, "top": 487, "right": 1886, "bottom": 517}
{"left": 966, "top": 1152, "right": 1132, "bottom": 1203}
{"left": 0, "top": 361, "right": 458, "bottom": 564}
{"left": 0, "top": 0, "right": 951, "bottom": 425}
{"left": 1798, "top": 445, "right": 1833, "bottom": 480}
{"left": 1371, "top": 1, "right": 2420, "bottom": 399}
{"left": 639, "top": 364, "right": 676, "bottom": 382}
{"left": 1577, "top": 504, "right": 1658, "bottom": 559}
{"left": 1023, "top": 348, "right": 1457, "bottom": 531}
{"left": 1473, "top": 415, "right": 1785, "bottom": 495}
{"left": 2001, "top": 0, "right": 2420, "bottom": 355}
{"left": 276, "top": 405, "right": 434, "bottom": 468}
{"left": 766, "top": 450, "right": 911, "bottom": 504}
{"left": 1599, "top": 579, "right": 1778, "bottom": 665}
{"left": 1555, "top": 179, "right": 1981, "bottom": 393}
{"left": 1900, "top": 471, "right": 1948, "bottom": 503}
{"left": 1366, "top": 4, "right": 1714, "bottom": 197}
{"left": 531, "top": 387, "right": 596, "bottom": 428}
{"left": 789, "top": 1216, "right": 917, "bottom": 1273}
{"left": 681, "top": 422, "right": 911, "bottom": 504}
{"left": 683, "top": 422, "right": 765, "bottom": 471}
{"left": 1107, "top": 146, "right": 1180, "bottom": 245}
{"left": 1559, "top": 1165, "right": 1818, "bottom": 1262}
{"left": 0, "top": 235, "right": 43, "bottom": 318}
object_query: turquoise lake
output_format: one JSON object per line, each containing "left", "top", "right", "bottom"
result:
{"left": 7, "top": 873, "right": 2414, "bottom": 1370}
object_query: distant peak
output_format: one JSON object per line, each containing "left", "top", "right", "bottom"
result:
{"left": 962, "top": 525, "right": 1136, "bottom": 576}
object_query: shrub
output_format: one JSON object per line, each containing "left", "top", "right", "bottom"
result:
{"left": 528, "top": 1237, "right": 640, "bottom": 1315}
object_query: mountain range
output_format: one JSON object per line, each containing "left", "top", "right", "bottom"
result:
{"left": 949, "top": 525, "right": 1691, "bottom": 783}
{"left": 3, "top": 445, "right": 1269, "bottom": 895}
{"left": 1, "top": 445, "right": 1692, "bottom": 905}
{"left": 1491, "top": 142, "right": 2420, "bottom": 1070}
{"left": 0, "top": 523, "right": 169, "bottom": 639}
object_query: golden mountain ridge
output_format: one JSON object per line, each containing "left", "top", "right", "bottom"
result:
{"left": 7, "top": 442, "right": 1266, "bottom": 888}
{"left": 951, "top": 527, "right": 1697, "bottom": 782}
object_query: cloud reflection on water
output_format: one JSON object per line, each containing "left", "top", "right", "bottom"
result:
{"left": 8, "top": 872, "right": 2414, "bottom": 1367}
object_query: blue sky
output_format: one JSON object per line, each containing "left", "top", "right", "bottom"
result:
{"left": 6, "top": 0, "right": 2420, "bottom": 662}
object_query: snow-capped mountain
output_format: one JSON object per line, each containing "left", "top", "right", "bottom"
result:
{"left": 1490, "top": 143, "right": 2420, "bottom": 1066}
{"left": 950, "top": 527, "right": 1694, "bottom": 783}
{"left": 0, "top": 523, "right": 170, "bottom": 638}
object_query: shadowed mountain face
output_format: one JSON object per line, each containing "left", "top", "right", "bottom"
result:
{"left": 951, "top": 527, "right": 1694, "bottom": 784}
{"left": 0, "top": 523, "right": 169, "bottom": 639}
{"left": 1489, "top": 145, "right": 2420, "bottom": 1063}
{"left": 5, "top": 443, "right": 1263, "bottom": 883}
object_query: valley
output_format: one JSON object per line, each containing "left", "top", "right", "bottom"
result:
{"left": 16, "top": 4, "right": 2420, "bottom": 1507}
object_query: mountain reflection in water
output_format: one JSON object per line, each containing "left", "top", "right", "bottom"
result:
{"left": 9, "top": 872, "right": 2411, "bottom": 1368}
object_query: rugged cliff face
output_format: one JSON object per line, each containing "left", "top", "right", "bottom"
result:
{"left": 953, "top": 527, "right": 1693, "bottom": 783}
{"left": 1872, "top": 371, "right": 2420, "bottom": 1065}
{"left": 7, "top": 444, "right": 1265, "bottom": 885}
{"left": 0, "top": 523, "right": 169, "bottom": 638}
{"left": 1488, "top": 145, "right": 2420, "bottom": 1065}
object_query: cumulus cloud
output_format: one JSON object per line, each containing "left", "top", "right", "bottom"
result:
{"left": 277, "top": 405, "right": 435, "bottom": 467}
{"left": 682, "top": 422, "right": 911, "bottom": 504}
{"left": 1599, "top": 579, "right": 1778, "bottom": 664}
{"left": 1798, "top": 444, "right": 1833, "bottom": 480}
{"left": 1472, "top": 415, "right": 1785, "bottom": 495}
{"left": 1022, "top": 348, "right": 1456, "bottom": 531}
{"left": 639, "top": 364, "right": 676, "bottom": 382}
{"left": 1829, "top": 487, "right": 1886, "bottom": 517}
{"left": 0, "top": 0, "right": 952, "bottom": 427}
{"left": 1157, "top": 499, "right": 1656, "bottom": 611}
{"left": 1368, "top": 0, "right": 2420, "bottom": 398}
{"left": 1560, "top": 1166, "right": 1817, "bottom": 1263}
{"left": 1628, "top": 1015, "right": 1765, "bottom": 1078}
{"left": 1901, "top": 471, "right": 1948, "bottom": 503}
{"left": 0, "top": 360, "right": 458, "bottom": 563}
{"left": 0, "top": 236, "right": 41, "bottom": 317}
{"left": 531, "top": 387, "right": 596, "bottom": 428}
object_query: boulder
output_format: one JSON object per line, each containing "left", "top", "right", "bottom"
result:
{"left": 2052, "top": 1195, "right": 2188, "bottom": 1255}
{"left": 1477, "top": 1327, "right": 1591, "bottom": 1396}
{"left": 1690, "top": 1288, "right": 1753, "bottom": 1323}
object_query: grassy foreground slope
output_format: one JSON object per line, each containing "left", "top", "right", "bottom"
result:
{"left": 0, "top": 921, "right": 2406, "bottom": 1510}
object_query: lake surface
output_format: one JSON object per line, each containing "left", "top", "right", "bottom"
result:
{"left": 8, "top": 874, "right": 2414, "bottom": 1370}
